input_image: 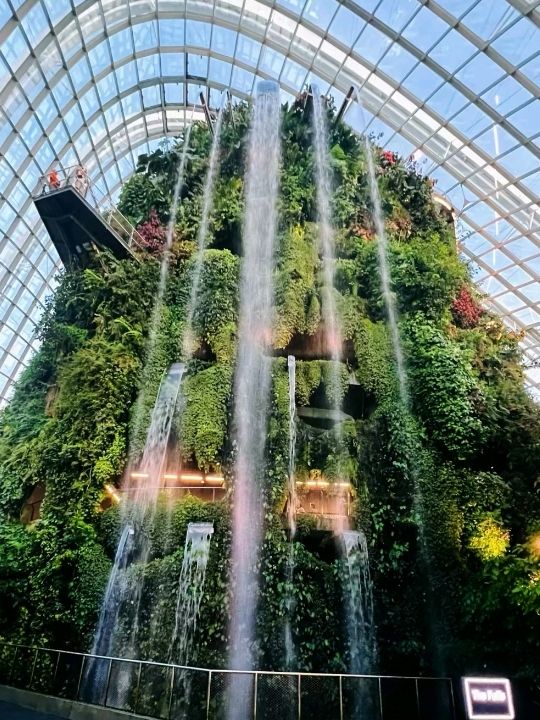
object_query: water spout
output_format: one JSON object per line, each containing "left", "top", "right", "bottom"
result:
{"left": 169, "top": 522, "right": 214, "bottom": 717}
{"left": 170, "top": 522, "right": 214, "bottom": 664}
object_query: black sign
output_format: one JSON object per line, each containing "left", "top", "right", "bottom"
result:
{"left": 463, "top": 678, "right": 514, "bottom": 720}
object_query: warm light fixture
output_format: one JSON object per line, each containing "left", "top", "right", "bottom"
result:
{"left": 527, "top": 532, "right": 540, "bottom": 557}
{"left": 104, "top": 483, "right": 121, "bottom": 503}
{"left": 180, "top": 472, "right": 205, "bottom": 483}
{"left": 130, "top": 471, "right": 148, "bottom": 479}
{"left": 296, "top": 479, "right": 350, "bottom": 490}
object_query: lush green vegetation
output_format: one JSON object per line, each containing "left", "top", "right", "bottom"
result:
{"left": 0, "top": 97, "right": 538, "bottom": 692}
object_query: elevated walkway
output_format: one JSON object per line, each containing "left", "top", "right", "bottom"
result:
{"left": 33, "top": 167, "right": 146, "bottom": 267}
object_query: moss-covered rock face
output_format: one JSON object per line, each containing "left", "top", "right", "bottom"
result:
{"left": 0, "top": 100, "right": 539, "bottom": 682}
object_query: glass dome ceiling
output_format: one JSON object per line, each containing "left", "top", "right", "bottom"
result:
{"left": 1, "top": 0, "right": 540, "bottom": 404}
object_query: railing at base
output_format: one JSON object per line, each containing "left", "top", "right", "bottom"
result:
{"left": 0, "top": 642, "right": 457, "bottom": 720}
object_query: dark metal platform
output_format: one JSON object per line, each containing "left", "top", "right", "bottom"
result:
{"left": 33, "top": 185, "right": 142, "bottom": 267}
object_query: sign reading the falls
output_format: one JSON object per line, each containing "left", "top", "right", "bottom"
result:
{"left": 463, "top": 678, "right": 514, "bottom": 720}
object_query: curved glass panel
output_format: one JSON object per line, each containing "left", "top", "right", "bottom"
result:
{"left": 1, "top": 0, "right": 539, "bottom": 402}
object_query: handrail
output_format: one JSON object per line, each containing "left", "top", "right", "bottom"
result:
{"left": 0, "top": 640, "right": 457, "bottom": 720}
{"left": 0, "top": 641, "right": 451, "bottom": 681}
{"left": 34, "top": 167, "right": 146, "bottom": 254}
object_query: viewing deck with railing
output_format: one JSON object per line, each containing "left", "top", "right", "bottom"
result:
{"left": 33, "top": 166, "right": 146, "bottom": 266}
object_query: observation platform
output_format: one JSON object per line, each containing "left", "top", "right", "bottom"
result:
{"left": 33, "top": 167, "right": 145, "bottom": 267}
{"left": 114, "top": 468, "right": 227, "bottom": 504}
{"left": 273, "top": 325, "right": 354, "bottom": 362}
{"left": 296, "top": 479, "right": 353, "bottom": 530}
{"left": 284, "top": 478, "right": 354, "bottom": 537}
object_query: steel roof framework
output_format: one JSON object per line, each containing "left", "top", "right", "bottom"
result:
{"left": 0, "top": 0, "right": 539, "bottom": 404}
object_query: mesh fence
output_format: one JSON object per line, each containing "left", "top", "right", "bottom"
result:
{"left": 256, "top": 672, "right": 297, "bottom": 720}
{"left": 106, "top": 659, "right": 141, "bottom": 712}
{"left": 208, "top": 671, "right": 256, "bottom": 720}
{"left": 53, "top": 651, "right": 84, "bottom": 700}
{"left": 135, "top": 661, "right": 172, "bottom": 718}
{"left": 0, "top": 644, "right": 456, "bottom": 720}
{"left": 8, "top": 646, "right": 35, "bottom": 690}
{"left": 207, "top": 670, "right": 228, "bottom": 720}
{"left": 29, "top": 649, "right": 58, "bottom": 695}
{"left": 342, "top": 675, "right": 381, "bottom": 719}
{"left": 0, "top": 644, "right": 17, "bottom": 685}
{"left": 169, "top": 667, "right": 208, "bottom": 720}
{"left": 379, "top": 677, "right": 420, "bottom": 720}
{"left": 417, "top": 679, "right": 454, "bottom": 720}
{"left": 300, "top": 674, "right": 341, "bottom": 719}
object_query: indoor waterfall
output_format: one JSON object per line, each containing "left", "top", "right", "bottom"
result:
{"left": 342, "top": 531, "right": 377, "bottom": 717}
{"left": 313, "top": 89, "right": 378, "bottom": 684}
{"left": 183, "top": 103, "right": 225, "bottom": 356}
{"left": 363, "top": 137, "right": 408, "bottom": 407}
{"left": 170, "top": 522, "right": 214, "bottom": 664}
{"left": 91, "top": 100, "right": 224, "bottom": 675}
{"left": 311, "top": 90, "right": 344, "bottom": 422}
{"left": 226, "top": 81, "right": 282, "bottom": 720}
{"left": 363, "top": 127, "right": 446, "bottom": 672}
{"left": 342, "top": 530, "right": 376, "bottom": 675}
{"left": 169, "top": 522, "right": 214, "bottom": 716}
{"left": 130, "top": 119, "right": 193, "bottom": 445}
{"left": 284, "top": 354, "right": 297, "bottom": 670}
{"left": 86, "top": 363, "right": 185, "bottom": 699}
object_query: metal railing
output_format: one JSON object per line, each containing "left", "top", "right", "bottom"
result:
{"left": 121, "top": 485, "right": 227, "bottom": 502}
{"left": 0, "top": 642, "right": 457, "bottom": 720}
{"left": 34, "top": 166, "right": 146, "bottom": 253}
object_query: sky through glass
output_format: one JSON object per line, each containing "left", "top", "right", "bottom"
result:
{"left": 1, "top": 0, "right": 539, "bottom": 403}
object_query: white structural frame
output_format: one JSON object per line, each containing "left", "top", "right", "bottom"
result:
{"left": 1, "top": 0, "right": 540, "bottom": 403}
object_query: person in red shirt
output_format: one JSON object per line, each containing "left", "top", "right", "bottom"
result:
{"left": 48, "top": 169, "right": 60, "bottom": 190}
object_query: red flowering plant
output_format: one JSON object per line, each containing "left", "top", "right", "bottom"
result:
{"left": 451, "top": 286, "right": 484, "bottom": 328}
{"left": 135, "top": 209, "right": 167, "bottom": 255}
{"left": 380, "top": 149, "right": 397, "bottom": 166}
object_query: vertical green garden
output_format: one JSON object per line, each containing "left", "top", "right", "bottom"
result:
{"left": 0, "top": 98, "right": 538, "bottom": 686}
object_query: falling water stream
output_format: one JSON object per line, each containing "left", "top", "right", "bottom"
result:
{"left": 227, "top": 81, "right": 282, "bottom": 720}
{"left": 357, "top": 94, "right": 448, "bottom": 672}
{"left": 92, "top": 364, "right": 185, "bottom": 658}
{"left": 312, "top": 90, "right": 378, "bottom": 680}
{"left": 364, "top": 139, "right": 408, "bottom": 406}
{"left": 169, "top": 522, "right": 214, "bottom": 716}
{"left": 170, "top": 522, "right": 215, "bottom": 663}
{"left": 86, "top": 363, "right": 185, "bottom": 702}
{"left": 284, "top": 355, "right": 297, "bottom": 670}
{"left": 183, "top": 104, "right": 225, "bottom": 357}
{"left": 90, "top": 101, "right": 226, "bottom": 701}
{"left": 342, "top": 531, "right": 377, "bottom": 717}
{"left": 130, "top": 118, "right": 194, "bottom": 445}
{"left": 311, "top": 90, "right": 343, "bottom": 387}
{"left": 342, "top": 531, "right": 376, "bottom": 675}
